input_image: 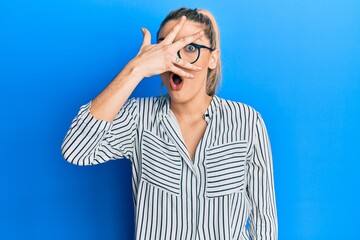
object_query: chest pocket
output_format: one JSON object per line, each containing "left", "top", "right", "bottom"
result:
{"left": 206, "top": 141, "right": 248, "bottom": 198}
{"left": 141, "top": 130, "right": 182, "bottom": 196}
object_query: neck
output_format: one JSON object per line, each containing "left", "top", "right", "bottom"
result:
{"left": 170, "top": 94, "right": 213, "bottom": 121}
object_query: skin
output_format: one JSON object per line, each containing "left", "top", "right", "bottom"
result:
{"left": 158, "top": 20, "right": 219, "bottom": 159}
{"left": 90, "top": 16, "right": 219, "bottom": 159}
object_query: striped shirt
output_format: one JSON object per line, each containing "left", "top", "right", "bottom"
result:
{"left": 61, "top": 95, "right": 278, "bottom": 239}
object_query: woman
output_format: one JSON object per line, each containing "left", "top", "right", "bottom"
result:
{"left": 62, "top": 7, "right": 278, "bottom": 239}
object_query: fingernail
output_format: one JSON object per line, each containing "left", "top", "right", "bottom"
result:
{"left": 196, "top": 66, "right": 202, "bottom": 70}
{"left": 141, "top": 28, "right": 145, "bottom": 34}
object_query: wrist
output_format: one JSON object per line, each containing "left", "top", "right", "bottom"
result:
{"left": 126, "top": 58, "right": 147, "bottom": 80}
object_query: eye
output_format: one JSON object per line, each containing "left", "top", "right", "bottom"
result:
{"left": 185, "top": 44, "right": 197, "bottom": 53}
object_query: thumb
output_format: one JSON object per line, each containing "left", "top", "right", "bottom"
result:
{"left": 140, "top": 28, "right": 151, "bottom": 48}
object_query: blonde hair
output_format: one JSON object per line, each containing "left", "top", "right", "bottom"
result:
{"left": 157, "top": 8, "right": 222, "bottom": 96}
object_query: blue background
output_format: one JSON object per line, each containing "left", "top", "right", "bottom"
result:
{"left": 1, "top": 0, "right": 359, "bottom": 239}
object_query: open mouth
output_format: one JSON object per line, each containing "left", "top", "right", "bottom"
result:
{"left": 169, "top": 73, "right": 184, "bottom": 90}
{"left": 172, "top": 74, "right": 182, "bottom": 85}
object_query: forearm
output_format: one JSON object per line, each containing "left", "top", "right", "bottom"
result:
{"left": 90, "top": 59, "right": 144, "bottom": 122}
{"left": 91, "top": 21, "right": 204, "bottom": 123}
{"left": 61, "top": 103, "right": 113, "bottom": 165}
{"left": 62, "top": 99, "right": 139, "bottom": 165}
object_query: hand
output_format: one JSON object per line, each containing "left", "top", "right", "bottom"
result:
{"left": 132, "top": 16, "right": 204, "bottom": 79}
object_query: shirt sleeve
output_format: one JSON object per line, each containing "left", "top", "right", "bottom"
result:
{"left": 246, "top": 113, "right": 278, "bottom": 239}
{"left": 61, "top": 98, "right": 138, "bottom": 166}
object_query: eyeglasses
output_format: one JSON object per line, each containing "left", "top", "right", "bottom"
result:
{"left": 177, "top": 43, "right": 214, "bottom": 64}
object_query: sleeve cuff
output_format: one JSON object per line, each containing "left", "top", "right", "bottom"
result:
{"left": 77, "top": 102, "right": 112, "bottom": 132}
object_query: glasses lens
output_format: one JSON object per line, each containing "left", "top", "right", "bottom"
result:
{"left": 178, "top": 44, "right": 199, "bottom": 63}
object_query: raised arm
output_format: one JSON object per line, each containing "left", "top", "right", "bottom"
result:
{"left": 90, "top": 16, "right": 203, "bottom": 122}
{"left": 61, "top": 16, "right": 203, "bottom": 165}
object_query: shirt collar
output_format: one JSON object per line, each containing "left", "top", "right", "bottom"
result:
{"left": 158, "top": 94, "right": 222, "bottom": 121}
{"left": 203, "top": 95, "right": 221, "bottom": 122}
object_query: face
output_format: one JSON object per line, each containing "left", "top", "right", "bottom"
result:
{"left": 157, "top": 20, "right": 218, "bottom": 104}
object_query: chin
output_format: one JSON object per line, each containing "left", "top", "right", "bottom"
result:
{"left": 167, "top": 90, "right": 187, "bottom": 102}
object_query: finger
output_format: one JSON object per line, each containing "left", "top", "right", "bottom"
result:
{"left": 169, "top": 65, "right": 194, "bottom": 79}
{"left": 171, "top": 30, "right": 205, "bottom": 50}
{"left": 162, "top": 16, "right": 187, "bottom": 45}
{"left": 172, "top": 57, "right": 202, "bottom": 71}
{"left": 140, "top": 28, "right": 151, "bottom": 48}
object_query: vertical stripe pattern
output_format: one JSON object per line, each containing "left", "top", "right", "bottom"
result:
{"left": 61, "top": 95, "right": 278, "bottom": 239}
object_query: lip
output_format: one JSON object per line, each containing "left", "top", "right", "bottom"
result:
{"left": 168, "top": 72, "right": 184, "bottom": 91}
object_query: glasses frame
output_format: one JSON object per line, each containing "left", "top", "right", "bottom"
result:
{"left": 177, "top": 43, "right": 215, "bottom": 64}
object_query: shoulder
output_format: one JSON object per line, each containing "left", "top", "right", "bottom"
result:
{"left": 218, "top": 97, "right": 269, "bottom": 135}
{"left": 214, "top": 96, "right": 266, "bottom": 142}
{"left": 218, "top": 96, "right": 260, "bottom": 119}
